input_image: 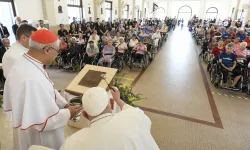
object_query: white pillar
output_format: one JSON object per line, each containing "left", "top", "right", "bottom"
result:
{"left": 199, "top": 0, "right": 206, "bottom": 20}
{"left": 233, "top": 0, "right": 241, "bottom": 25}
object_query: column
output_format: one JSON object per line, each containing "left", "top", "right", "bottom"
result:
{"left": 133, "top": 0, "right": 136, "bottom": 19}
{"left": 118, "top": 0, "right": 122, "bottom": 19}
{"left": 243, "top": 0, "right": 250, "bottom": 23}
{"left": 141, "top": 0, "right": 145, "bottom": 19}
{"left": 232, "top": 0, "right": 241, "bottom": 25}
{"left": 199, "top": 0, "right": 206, "bottom": 20}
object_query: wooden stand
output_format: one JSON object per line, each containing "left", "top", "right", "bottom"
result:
{"left": 65, "top": 65, "right": 117, "bottom": 129}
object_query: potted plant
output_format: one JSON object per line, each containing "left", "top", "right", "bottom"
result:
{"left": 113, "top": 77, "right": 144, "bottom": 106}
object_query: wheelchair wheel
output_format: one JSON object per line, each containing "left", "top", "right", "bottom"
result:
{"left": 210, "top": 66, "right": 216, "bottom": 83}
{"left": 143, "top": 54, "right": 150, "bottom": 70}
{"left": 56, "top": 57, "right": 63, "bottom": 69}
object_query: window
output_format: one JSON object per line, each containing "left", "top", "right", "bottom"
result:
{"left": 105, "top": 1, "right": 112, "bottom": 21}
{"left": 177, "top": 5, "right": 192, "bottom": 25}
{"left": 67, "top": 0, "right": 83, "bottom": 24}
{"left": 205, "top": 7, "right": 218, "bottom": 20}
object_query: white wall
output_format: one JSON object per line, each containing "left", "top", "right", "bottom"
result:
{"left": 14, "top": 0, "right": 44, "bottom": 20}
{"left": 83, "top": 0, "right": 95, "bottom": 21}
{"left": 203, "top": 0, "right": 234, "bottom": 21}
{"left": 54, "top": 0, "right": 69, "bottom": 25}
{"left": 169, "top": 1, "right": 201, "bottom": 18}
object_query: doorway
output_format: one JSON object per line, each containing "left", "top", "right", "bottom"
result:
{"left": 0, "top": 0, "right": 16, "bottom": 44}
{"left": 177, "top": 5, "right": 192, "bottom": 26}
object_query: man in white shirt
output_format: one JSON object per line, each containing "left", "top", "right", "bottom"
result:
{"left": 37, "top": 20, "right": 48, "bottom": 30}
{"left": 4, "top": 30, "right": 82, "bottom": 150}
{"left": 60, "top": 87, "right": 159, "bottom": 150}
{"left": 2, "top": 24, "right": 37, "bottom": 78}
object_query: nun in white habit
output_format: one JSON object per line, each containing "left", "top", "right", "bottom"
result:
{"left": 60, "top": 87, "right": 160, "bottom": 150}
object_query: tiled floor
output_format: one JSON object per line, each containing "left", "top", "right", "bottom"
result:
{"left": 1, "top": 27, "right": 250, "bottom": 150}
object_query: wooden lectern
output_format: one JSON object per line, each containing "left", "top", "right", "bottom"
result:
{"left": 65, "top": 65, "right": 117, "bottom": 129}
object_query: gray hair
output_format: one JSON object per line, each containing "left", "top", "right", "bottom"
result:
{"left": 1, "top": 38, "right": 9, "bottom": 43}
{"left": 29, "top": 39, "right": 60, "bottom": 50}
{"left": 119, "top": 37, "right": 124, "bottom": 40}
{"left": 70, "top": 37, "right": 77, "bottom": 42}
{"left": 226, "top": 43, "right": 235, "bottom": 49}
{"left": 240, "top": 42, "right": 247, "bottom": 47}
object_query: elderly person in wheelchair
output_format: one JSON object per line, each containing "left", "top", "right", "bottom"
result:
{"left": 219, "top": 43, "right": 242, "bottom": 90}
{"left": 85, "top": 40, "right": 99, "bottom": 65}
{"left": 118, "top": 37, "right": 128, "bottom": 55}
{"left": 65, "top": 37, "right": 81, "bottom": 68}
{"left": 132, "top": 40, "right": 147, "bottom": 67}
{"left": 235, "top": 42, "right": 250, "bottom": 60}
{"left": 98, "top": 39, "right": 116, "bottom": 67}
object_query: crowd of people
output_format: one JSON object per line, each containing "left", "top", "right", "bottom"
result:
{"left": 190, "top": 15, "right": 250, "bottom": 91}
{"left": 0, "top": 15, "right": 181, "bottom": 150}
{"left": 54, "top": 17, "right": 171, "bottom": 71}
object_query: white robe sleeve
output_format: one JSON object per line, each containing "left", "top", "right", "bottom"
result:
{"left": 33, "top": 109, "right": 70, "bottom": 132}
{"left": 55, "top": 90, "right": 68, "bottom": 109}
{"left": 122, "top": 104, "right": 152, "bottom": 129}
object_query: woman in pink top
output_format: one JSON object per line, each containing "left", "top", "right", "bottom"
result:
{"left": 235, "top": 42, "right": 250, "bottom": 59}
{"left": 233, "top": 37, "right": 241, "bottom": 53}
{"left": 132, "top": 41, "right": 147, "bottom": 63}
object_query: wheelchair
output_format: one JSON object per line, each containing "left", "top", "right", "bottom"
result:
{"left": 144, "top": 43, "right": 156, "bottom": 61}
{"left": 212, "top": 63, "right": 243, "bottom": 91}
{"left": 111, "top": 51, "right": 129, "bottom": 73}
{"left": 80, "top": 52, "right": 100, "bottom": 69}
{"left": 97, "top": 53, "right": 115, "bottom": 68}
{"left": 128, "top": 51, "right": 150, "bottom": 70}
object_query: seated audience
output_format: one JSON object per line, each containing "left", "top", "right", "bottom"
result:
{"left": 110, "top": 28, "right": 117, "bottom": 37}
{"left": 59, "top": 37, "right": 68, "bottom": 51}
{"left": 88, "top": 30, "right": 100, "bottom": 45}
{"left": 219, "top": 43, "right": 242, "bottom": 89}
{"left": 212, "top": 40, "right": 225, "bottom": 63}
{"left": 133, "top": 41, "right": 147, "bottom": 64}
{"left": 235, "top": 42, "right": 250, "bottom": 59}
{"left": 67, "top": 37, "right": 81, "bottom": 65}
{"left": 117, "top": 37, "right": 128, "bottom": 54}
{"left": 85, "top": 40, "right": 99, "bottom": 64}
{"left": 236, "top": 30, "right": 246, "bottom": 42}
{"left": 98, "top": 39, "right": 115, "bottom": 67}
{"left": 129, "top": 34, "right": 139, "bottom": 48}
{"left": 77, "top": 33, "right": 85, "bottom": 45}
{"left": 233, "top": 37, "right": 241, "bottom": 52}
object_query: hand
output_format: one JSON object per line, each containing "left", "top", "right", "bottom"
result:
{"left": 68, "top": 106, "right": 83, "bottom": 118}
{"left": 64, "top": 104, "right": 70, "bottom": 108}
{"left": 111, "top": 87, "right": 121, "bottom": 102}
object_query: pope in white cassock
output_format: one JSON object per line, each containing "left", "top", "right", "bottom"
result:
{"left": 3, "top": 30, "right": 82, "bottom": 150}
{"left": 60, "top": 87, "right": 160, "bottom": 150}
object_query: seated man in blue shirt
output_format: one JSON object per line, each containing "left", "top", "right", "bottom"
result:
{"left": 236, "top": 30, "right": 246, "bottom": 42}
{"left": 221, "top": 30, "right": 232, "bottom": 40}
{"left": 219, "top": 43, "right": 242, "bottom": 90}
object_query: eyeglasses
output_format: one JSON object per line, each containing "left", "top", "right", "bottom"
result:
{"left": 43, "top": 46, "right": 60, "bottom": 53}
{"left": 50, "top": 47, "right": 60, "bottom": 53}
